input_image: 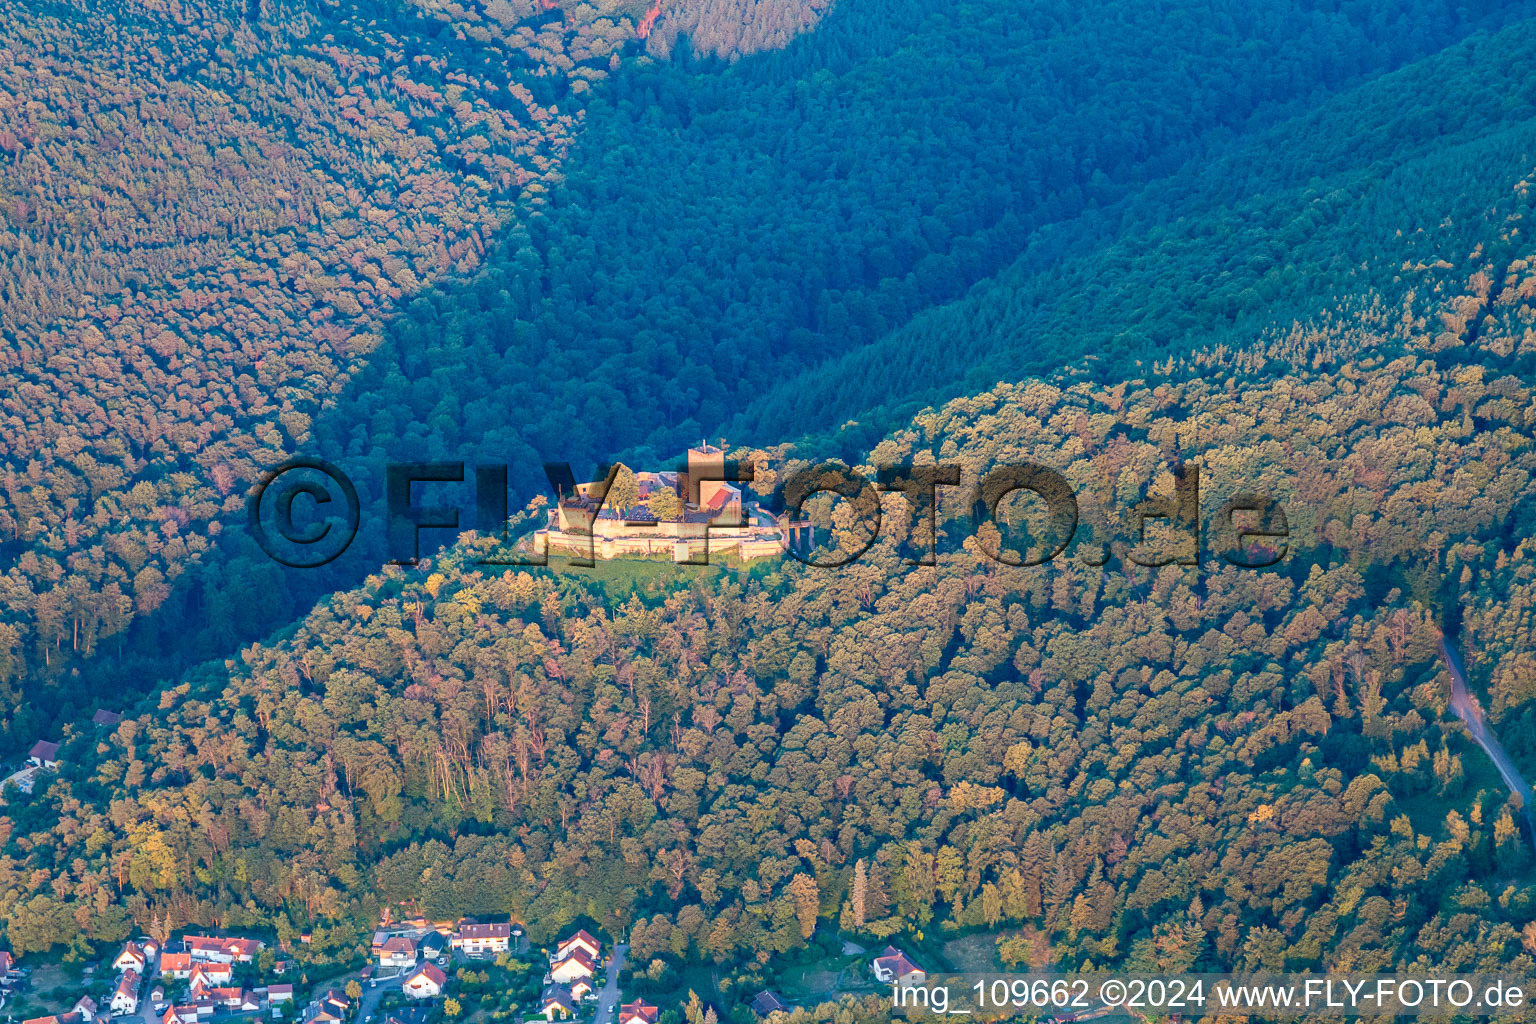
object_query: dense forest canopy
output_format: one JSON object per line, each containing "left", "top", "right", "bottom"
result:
{"left": 5, "top": 0, "right": 1536, "bottom": 1018}
{"left": 5, "top": 245, "right": 1536, "bottom": 1005}
{"left": 8, "top": 0, "right": 1536, "bottom": 754}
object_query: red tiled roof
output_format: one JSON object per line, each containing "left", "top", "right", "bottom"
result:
{"left": 406, "top": 963, "right": 447, "bottom": 987}
{"left": 619, "top": 1001, "right": 659, "bottom": 1024}
{"left": 566, "top": 929, "right": 599, "bottom": 947}
{"left": 553, "top": 947, "right": 595, "bottom": 971}
{"left": 184, "top": 936, "right": 261, "bottom": 958}
{"left": 873, "top": 946, "right": 923, "bottom": 979}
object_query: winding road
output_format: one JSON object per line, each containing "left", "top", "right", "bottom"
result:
{"left": 1440, "top": 638, "right": 1536, "bottom": 847}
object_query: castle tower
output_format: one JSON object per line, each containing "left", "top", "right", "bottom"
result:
{"left": 684, "top": 441, "right": 724, "bottom": 506}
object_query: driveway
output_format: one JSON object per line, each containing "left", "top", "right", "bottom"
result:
{"left": 590, "top": 943, "right": 627, "bottom": 1024}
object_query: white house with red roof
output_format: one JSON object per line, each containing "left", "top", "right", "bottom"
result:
{"left": 113, "top": 943, "right": 148, "bottom": 974}
{"left": 871, "top": 946, "right": 925, "bottom": 985}
{"left": 159, "top": 953, "right": 194, "bottom": 978}
{"left": 377, "top": 935, "right": 418, "bottom": 969}
{"left": 182, "top": 936, "right": 262, "bottom": 963}
{"left": 187, "top": 962, "right": 235, "bottom": 1000}
{"left": 548, "top": 949, "right": 594, "bottom": 985}
{"left": 552, "top": 930, "right": 601, "bottom": 963}
{"left": 618, "top": 1001, "right": 660, "bottom": 1024}
{"left": 453, "top": 922, "right": 510, "bottom": 956}
{"left": 401, "top": 963, "right": 446, "bottom": 999}
{"left": 28, "top": 740, "right": 60, "bottom": 769}
{"left": 110, "top": 970, "right": 142, "bottom": 1015}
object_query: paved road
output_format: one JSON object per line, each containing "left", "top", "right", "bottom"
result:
{"left": 591, "top": 943, "right": 627, "bottom": 1024}
{"left": 1442, "top": 638, "right": 1536, "bottom": 846}
{"left": 132, "top": 950, "right": 163, "bottom": 1024}
{"left": 355, "top": 972, "right": 404, "bottom": 1023}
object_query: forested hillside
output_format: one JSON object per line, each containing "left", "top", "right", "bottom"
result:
{"left": 0, "top": 0, "right": 606, "bottom": 735}
{"left": 7, "top": 0, "right": 1536, "bottom": 1013}
{"left": 4, "top": 238, "right": 1536, "bottom": 1012}
{"left": 11, "top": 0, "right": 1536, "bottom": 756}
{"left": 730, "top": 14, "right": 1536, "bottom": 454}
{"left": 0, "top": 0, "right": 824, "bottom": 740}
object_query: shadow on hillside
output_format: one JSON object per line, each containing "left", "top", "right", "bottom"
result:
{"left": 53, "top": 0, "right": 1536, "bottom": 737}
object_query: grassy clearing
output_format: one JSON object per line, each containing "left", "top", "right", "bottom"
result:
{"left": 940, "top": 931, "right": 1009, "bottom": 973}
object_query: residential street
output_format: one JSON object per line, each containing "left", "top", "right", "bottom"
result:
{"left": 132, "top": 948, "right": 162, "bottom": 1024}
{"left": 590, "top": 943, "right": 626, "bottom": 1024}
{"left": 355, "top": 973, "right": 404, "bottom": 1023}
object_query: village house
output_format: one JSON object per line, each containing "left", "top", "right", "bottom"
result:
{"left": 401, "top": 963, "right": 446, "bottom": 999}
{"left": 618, "top": 1000, "right": 660, "bottom": 1024}
{"left": 380, "top": 1007, "right": 430, "bottom": 1024}
{"left": 113, "top": 942, "right": 148, "bottom": 974}
{"left": 568, "top": 977, "right": 595, "bottom": 1001}
{"left": 110, "top": 970, "right": 141, "bottom": 1015}
{"left": 72, "top": 996, "right": 99, "bottom": 1022}
{"left": 267, "top": 984, "right": 294, "bottom": 1005}
{"left": 182, "top": 935, "right": 262, "bottom": 963}
{"left": 24, "top": 1014, "right": 86, "bottom": 1024}
{"left": 159, "top": 953, "right": 194, "bottom": 978}
{"left": 453, "top": 921, "right": 510, "bottom": 957}
{"left": 187, "top": 961, "right": 235, "bottom": 994}
{"left": 0, "top": 950, "right": 15, "bottom": 981}
{"left": 205, "top": 988, "right": 259, "bottom": 1012}
{"left": 548, "top": 949, "right": 594, "bottom": 985}
{"left": 92, "top": 710, "right": 123, "bottom": 727}
{"left": 162, "top": 1006, "right": 200, "bottom": 1024}
{"left": 553, "top": 930, "right": 601, "bottom": 963}
{"left": 381, "top": 1007, "right": 431, "bottom": 1024}
{"left": 748, "top": 991, "right": 790, "bottom": 1018}
{"left": 871, "top": 946, "right": 925, "bottom": 986}
{"left": 299, "top": 1003, "right": 340, "bottom": 1024}
{"left": 299, "top": 990, "right": 348, "bottom": 1024}
{"left": 377, "top": 935, "right": 419, "bottom": 969}
{"left": 28, "top": 740, "right": 60, "bottom": 769}
{"left": 538, "top": 987, "right": 575, "bottom": 1021}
